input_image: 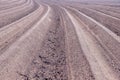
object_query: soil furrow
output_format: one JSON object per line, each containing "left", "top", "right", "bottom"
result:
{"left": 20, "top": 11, "right": 68, "bottom": 80}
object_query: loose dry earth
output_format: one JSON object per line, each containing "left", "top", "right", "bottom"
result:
{"left": 0, "top": 0, "right": 120, "bottom": 80}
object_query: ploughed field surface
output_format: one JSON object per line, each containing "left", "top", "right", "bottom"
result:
{"left": 0, "top": 0, "right": 120, "bottom": 80}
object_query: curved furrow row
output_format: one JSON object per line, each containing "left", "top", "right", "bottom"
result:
{"left": 21, "top": 6, "right": 69, "bottom": 80}
{"left": 93, "top": 5, "right": 120, "bottom": 14}
{"left": 0, "top": 0, "right": 37, "bottom": 27}
{"left": 0, "top": 4, "right": 47, "bottom": 55}
{"left": 0, "top": 5, "right": 53, "bottom": 80}
{"left": 60, "top": 7, "right": 95, "bottom": 80}
{"left": 0, "top": 1, "right": 120, "bottom": 80}
{"left": 66, "top": 6, "right": 120, "bottom": 79}
{"left": 88, "top": 6, "right": 120, "bottom": 19}
{"left": 71, "top": 6, "right": 120, "bottom": 36}
{"left": 0, "top": 0, "right": 27, "bottom": 10}
{"left": 82, "top": 4, "right": 120, "bottom": 14}
{"left": 0, "top": 0, "right": 31, "bottom": 13}
{"left": 0, "top": 0, "right": 20, "bottom": 5}
{"left": 74, "top": 5, "right": 120, "bottom": 19}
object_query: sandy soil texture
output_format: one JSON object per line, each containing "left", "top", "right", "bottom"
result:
{"left": 0, "top": 0, "right": 120, "bottom": 80}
